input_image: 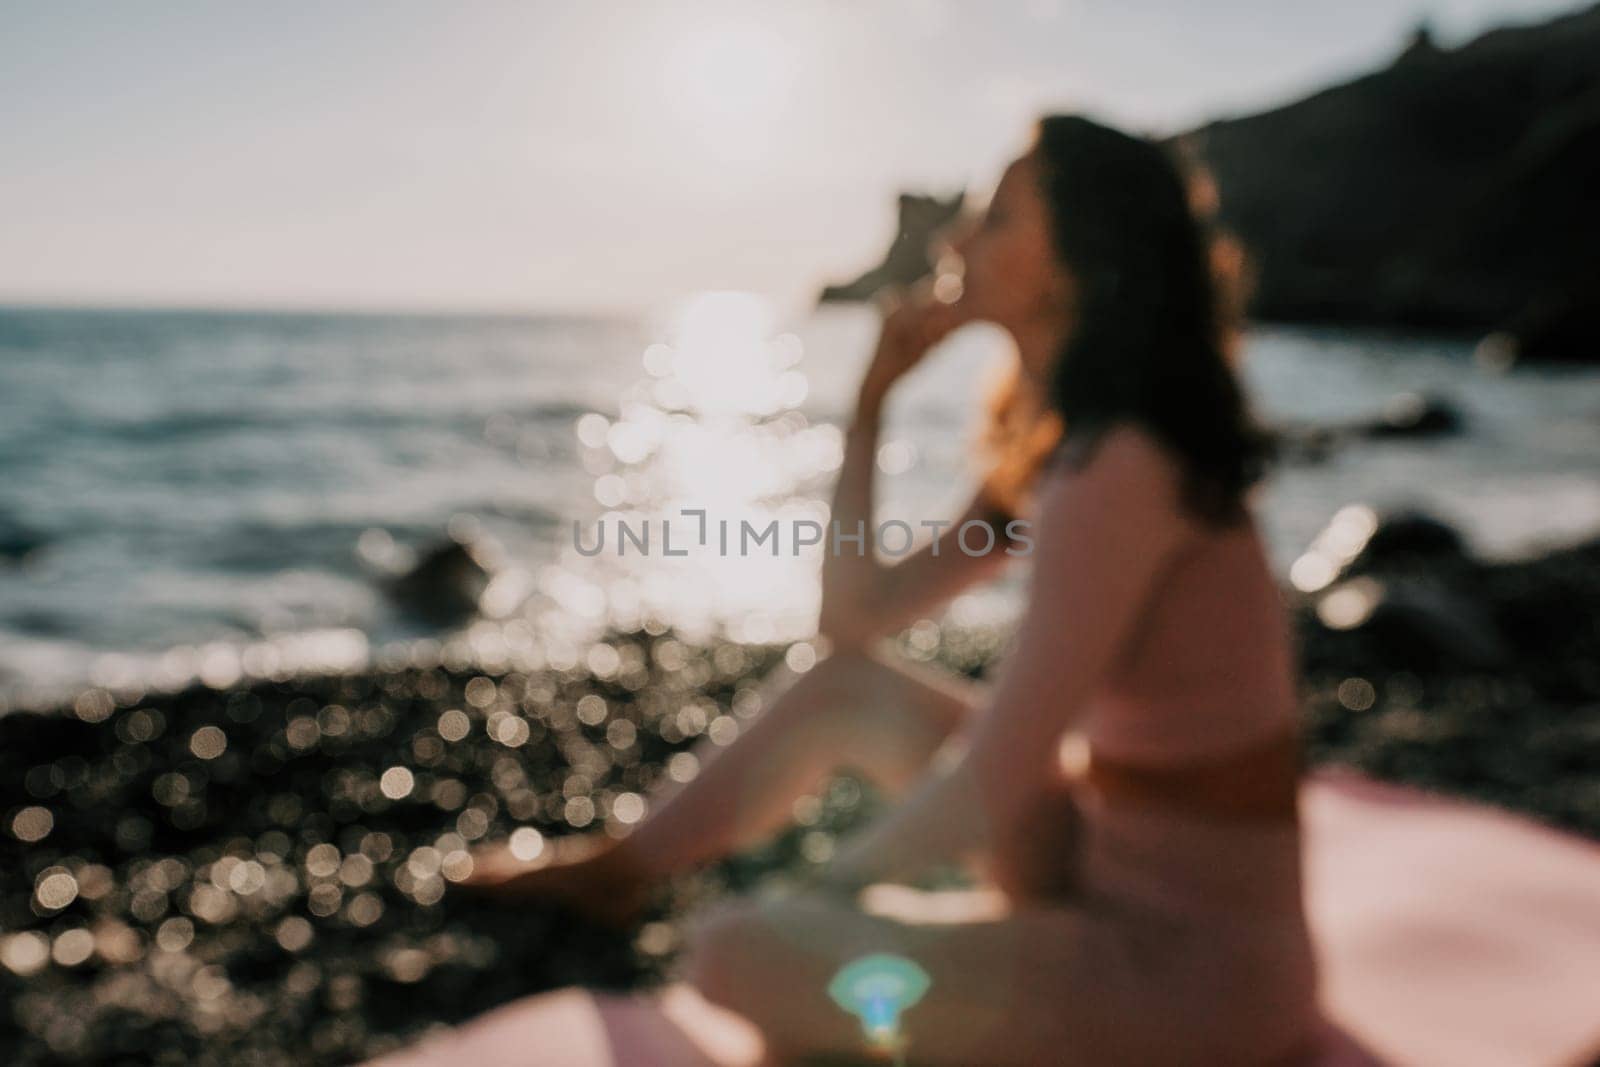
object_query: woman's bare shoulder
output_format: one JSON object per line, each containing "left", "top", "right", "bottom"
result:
{"left": 1040, "top": 420, "right": 1186, "bottom": 499}
{"left": 1025, "top": 421, "right": 1202, "bottom": 561}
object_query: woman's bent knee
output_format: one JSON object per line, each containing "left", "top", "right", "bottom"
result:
{"left": 987, "top": 779, "right": 1088, "bottom": 903}
{"left": 680, "top": 900, "right": 763, "bottom": 1010}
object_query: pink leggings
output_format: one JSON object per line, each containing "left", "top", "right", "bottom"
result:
{"left": 1053, "top": 786, "right": 1323, "bottom": 1064}
{"left": 367, "top": 789, "right": 1322, "bottom": 1067}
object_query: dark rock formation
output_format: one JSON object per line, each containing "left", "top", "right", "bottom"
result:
{"left": 818, "top": 192, "right": 965, "bottom": 302}
{"left": 0, "top": 515, "right": 47, "bottom": 566}
{"left": 1314, "top": 575, "right": 1512, "bottom": 671}
{"left": 1350, "top": 510, "right": 1470, "bottom": 572}
{"left": 824, "top": 6, "right": 1600, "bottom": 353}
{"left": 1481, "top": 279, "right": 1600, "bottom": 365}
{"left": 384, "top": 535, "right": 495, "bottom": 624}
{"left": 1293, "top": 508, "right": 1509, "bottom": 670}
{"left": 1394, "top": 20, "right": 1443, "bottom": 66}
{"left": 1273, "top": 392, "right": 1465, "bottom": 463}
{"left": 1175, "top": 3, "right": 1600, "bottom": 347}
{"left": 1362, "top": 392, "right": 1464, "bottom": 439}
{"left": 1295, "top": 526, "right": 1600, "bottom": 801}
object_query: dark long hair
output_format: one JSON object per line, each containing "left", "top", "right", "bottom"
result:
{"left": 1030, "top": 114, "right": 1272, "bottom": 526}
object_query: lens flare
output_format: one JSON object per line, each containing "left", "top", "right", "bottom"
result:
{"left": 827, "top": 953, "right": 931, "bottom": 1055}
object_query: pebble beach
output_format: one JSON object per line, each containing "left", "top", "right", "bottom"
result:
{"left": 4, "top": 526, "right": 1598, "bottom": 1065}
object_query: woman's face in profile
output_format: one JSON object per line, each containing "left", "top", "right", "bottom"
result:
{"left": 942, "top": 150, "right": 1074, "bottom": 382}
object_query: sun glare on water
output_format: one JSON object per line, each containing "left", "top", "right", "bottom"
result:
{"left": 536, "top": 290, "right": 840, "bottom": 646}
{"left": 663, "top": 290, "right": 806, "bottom": 417}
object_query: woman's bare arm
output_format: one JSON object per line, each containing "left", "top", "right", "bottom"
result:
{"left": 818, "top": 396, "right": 1024, "bottom": 650}
{"left": 817, "top": 286, "right": 1003, "bottom": 651}
{"left": 821, "top": 423, "right": 1199, "bottom": 886}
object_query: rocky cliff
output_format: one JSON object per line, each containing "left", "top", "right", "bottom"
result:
{"left": 818, "top": 5, "right": 1600, "bottom": 359}
{"left": 817, "top": 191, "right": 964, "bottom": 302}
{"left": 1177, "top": 3, "right": 1600, "bottom": 348}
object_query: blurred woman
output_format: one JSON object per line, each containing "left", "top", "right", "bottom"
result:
{"left": 463, "top": 114, "right": 1318, "bottom": 1065}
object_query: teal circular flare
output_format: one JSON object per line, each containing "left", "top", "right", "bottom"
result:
{"left": 827, "top": 953, "right": 932, "bottom": 1046}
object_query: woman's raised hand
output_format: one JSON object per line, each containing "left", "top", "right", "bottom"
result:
{"left": 858, "top": 279, "right": 967, "bottom": 414}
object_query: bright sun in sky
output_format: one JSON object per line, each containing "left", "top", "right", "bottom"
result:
{"left": 0, "top": 0, "right": 1574, "bottom": 311}
{"left": 661, "top": 17, "right": 799, "bottom": 165}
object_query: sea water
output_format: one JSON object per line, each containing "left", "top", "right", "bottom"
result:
{"left": 2, "top": 298, "right": 1597, "bottom": 707}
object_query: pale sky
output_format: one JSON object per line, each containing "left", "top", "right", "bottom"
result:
{"left": 0, "top": 0, "right": 1579, "bottom": 317}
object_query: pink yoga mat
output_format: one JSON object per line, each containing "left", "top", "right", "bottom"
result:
{"left": 1303, "top": 768, "right": 1600, "bottom": 1067}
{"left": 366, "top": 769, "right": 1600, "bottom": 1067}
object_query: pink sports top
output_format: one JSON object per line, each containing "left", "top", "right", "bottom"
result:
{"left": 990, "top": 422, "right": 1299, "bottom": 773}
{"left": 1084, "top": 517, "right": 1299, "bottom": 766}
